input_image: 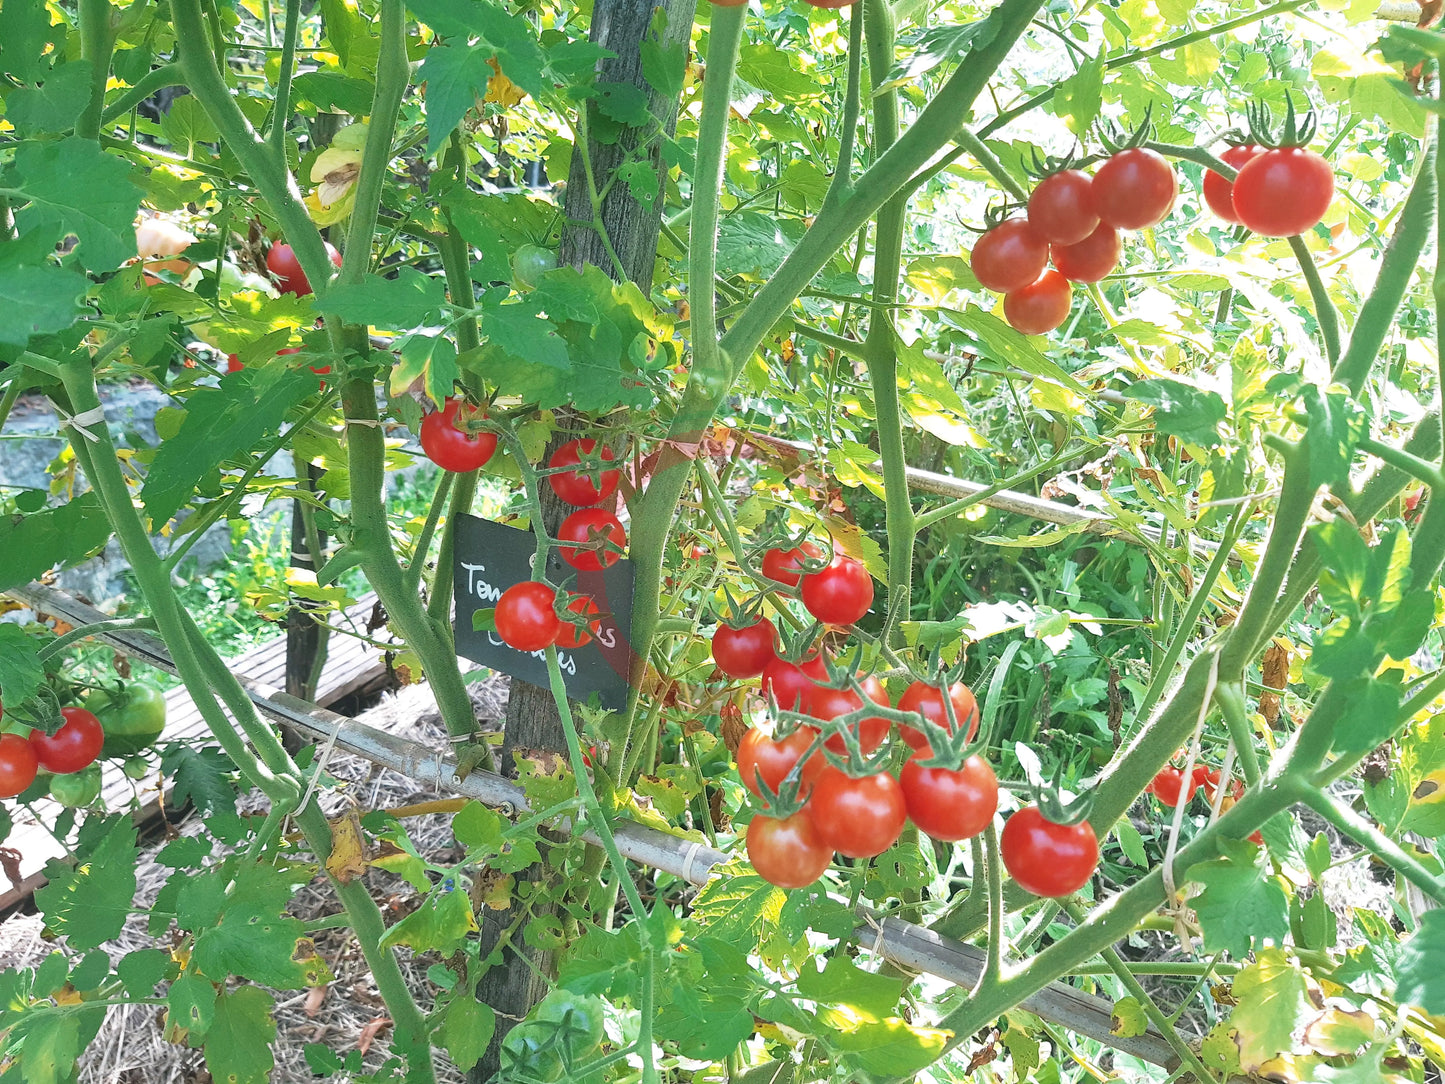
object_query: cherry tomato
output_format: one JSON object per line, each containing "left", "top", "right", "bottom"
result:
{"left": 1050, "top": 222, "right": 1121, "bottom": 283}
{"left": 806, "top": 767, "right": 907, "bottom": 858}
{"left": 1003, "top": 269, "right": 1072, "bottom": 335}
{"left": 511, "top": 244, "right": 557, "bottom": 289}
{"left": 1027, "top": 169, "right": 1099, "bottom": 246}
{"left": 494, "top": 582, "right": 561, "bottom": 652}
{"left": 800, "top": 554, "right": 873, "bottom": 626}
{"left": 901, "top": 754, "right": 998, "bottom": 841}
{"left": 736, "top": 726, "right": 819, "bottom": 801}
{"left": 0, "top": 733, "right": 39, "bottom": 798}
{"left": 29, "top": 707, "right": 104, "bottom": 774}
{"left": 1093, "top": 148, "right": 1176, "bottom": 230}
{"left": 547, "top": 439, "right": 620, "bottom": 507}
{"left": 712, "top": 617, "right": 777, "bottom": 679}
{"left": 1149, "top": 765, "right": 1198, "bottom": 807}
{"left": 420, "top": 398, "right": 498, "bottom": 474}
{"left": 226, "top": 354, "right": 243, "bottom": 373}
{"left": 760, "top": 543, "right": 823, "bottom": 588}
{"left": 1203, "top": 143, "right": 1264, "bottom": 224}
{"left": 760, "top": 653, "right": 828, "bottom": 712}
{"left": 1000, "top": 806, "right": 1099, "bottom": 897}
{"left": 554, "top": 595, "right": 600, "bottom": 650}
{"left": 557, "top": 508, "right": 626, "bottom": 571}
{"left": 970, "top": 218, "right": 1049, "bottom": 294}
{"left": 806, "top": 675, "right": 890, "bottom": 755}
{"left": 1231, "top": 146, "right": 1334, "bottom": 237}
{"left": 897, "top": 680, "right": 978, "bottom": 749}
{"left": 746, "top": 813, "right": 833, "bottom": 888}
{"left": 265, "top": 241, "right": 341, "bottom": 297}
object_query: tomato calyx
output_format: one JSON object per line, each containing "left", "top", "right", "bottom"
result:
{"left": 1012, "top": 744, "right": 1097, "bottom": 828}
{"left": 757, "top": 538, "right": 827, "bottom": 589}
{"left": 1242, "top": 94, "right": 1319, "bottom": 150}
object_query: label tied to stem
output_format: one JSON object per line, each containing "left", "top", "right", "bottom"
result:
{"left": 452, "top": 513, "right": 636, "bottom": 709}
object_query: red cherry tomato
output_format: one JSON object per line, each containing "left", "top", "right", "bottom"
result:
{"left": 1149, "top": 765, "right": 1198, "bottom": 807}
{"left": 1027, "top": 169, "right": 1099, "bottom": 246}
{"left": 29, "top": 707, "right": 104, "bottom": 774}
{"left": 806, "top": 675, "right": 890, "bottom": 755}
{"left": 760, "top": 653, "right": 828, "bottom": 712}
{"left": 226, "top": 354, "right": 243, "bottom": 373}
{"left": 736, "top": 726, "right": 819, "bottom": 801}
{"left": 1003, "top": 269, "right": 1072, "bottom": 335}
{"left": 420, "top": 398, "right": 498, "bottom": 473}
{"left": 494, "top": 582, "right": 561, "bottom": 652}
{"left": 897, "top": 680, "right": 979, "bottom": 749}
{"left": 1000, "top": 806, "right": 1099, "bottom": 897}
{"left": 760, "top": 543, "right": 823, "bottom": 588}
{"left": 547, "top": 439, "right": 620, "bottom": 507}
{"left": 746, "top": 813, "right": 833, "bottom": 888}
{"left": 712, "top": 617, "right": 777, "bottom": 679}
{"left": 1093, "top": 148, "right": 1176, "bottom": 230}
{"left": 970, "top": 218, "right": 1049, "bottom": 294}
{"left": 0, "top": 733, "right": 39, "bottom": 798}
{"left": 557, "top": 508, "right": 626, "bottom": 571}
{"left": 800, "top": 554, "right": 873, "bottom": 626}
{"left": 1050, "top": 222, "right": 1121, "bottom": 283}
{"left": 901, "top": 754, "right": 999, "bottom": 842}
{"left": 1230, "top": 147, "right": 1334, "bottom": 237}
{"left": 806, "top": 767, "right": 907, "bottom": 859}
{"left": 1203, "top": 143, "right": 1264, "bottom": 224}
{"left": 265, "top": 241, "right": 341, "bottom": 297}
{"left": 554, "top": 595, "right": 601, "bottom": 650}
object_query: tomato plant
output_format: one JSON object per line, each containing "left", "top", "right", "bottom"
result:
{"left": 900, "top": 754, "right": 998, "bottom": 842}
{"left": 711, "top": 617, "right": 777, "bottom": 678}
{"left": 265, "top": 241, "right": 341, "bottom": 296}
{"left": 554, "top": 595, "right": 601, "bottom": 650}
{"left": 1203, "top": 143, "right": 1264, "bottom": 223}
{"left": 419, "top": 398, "right": 498, "bottom": 473}
{"left": 760, "top": 542, "right": 822, "bottom": 587}
{"left": 1050, "top": 222, "right": 1121, "bottom": 283}
{"left": 557, "top": 508, "right": 626, "bottom": 571}
{"left": 808, "top": 674, "right": 890, "bottom": 754}
{"left": 1148, "top": 765, "right": 1198, "bottom": 807}
{"left": 49, "top": 763, "right": 102, "bottom": 808}
{"left": 759, "top": 652, "right": 828, "bottom": 711}
{"left": 1000, "top": 807, "right": 1100, "bottom": 898}
{"left": 736, "top": 726, "right": 818, "bottom": 802}
{"left": 896, "top": 680, "right": 979, "bottom": 749}
{"left": 29, "top": 707, "right": 104, "bottom": 774}
{"left": 494, "top": 582, "right": 562, "bottom": 652}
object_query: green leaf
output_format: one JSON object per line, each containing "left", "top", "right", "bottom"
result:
{"left": 821, "top": 1012, "right": 952, "bottom": 1077}
{"left": 117, "top": 949, "right": 175, "bottom": 999}
{"left": 1302, "top": 384, "right": 1366, "bottom": 489}
{"left": 0, "top": 1, "right": 58, "bottom": 82}
{"left": 416, "top": 44, "right": 488, "bottom": 153}
{"left": 408, "top": 0, "right": 545, "bottom": 96}
{"left": 1229, "top": 948, "right": 1311, "bottom": 1070}
{"left": 34, "top": 818, "right": 138, "bottom": 951}
{"left": 159, "top": 96, "right": 220, "bottom": 154}
{"left": 1054, "top": 53, "right": 1104, "bottom": 134}
{"left": 14, "top": 1013, "right": 81, "bottom": 1084}
{"left": 321, "top": 268, "right": 448, "bottom": 330}
{"left": 1330, "top": 675, "right": 1403, "bottom": 755}
{"left": 6, "top": 136, "right": 143, "bottom": 272}
{"left": 1394, "top": 909, "right": 1445, "bottom": 1014}
{"left": 1187, "top": 837, "right": 1290, "bottom": 958}
{"left": 140, "top": 368, "right": 316, "bottom": 527}
{"left": 796, "top": 957, "right": 902, "bottom": 1019}
{"left": 160, "top": 745, "right": 239, "bottom": 816}
{"left": 640, "top": 37, "right": 685, "bottom": 101}
{"left": 379, "top": 881, "right": 478, "bottom": 954}
{"left": 690, "top": 859, "right": 785, "bottom": 949}
{"left": 193, "top": 901, "right": 330, "bottom": 989}
{"left": 7, "top": 60, "right": 94, "bottom": 135}
{"left": 0, "top": 241, "right": 85, "bottom": 345}
{"left": 940, "top": 305, "right": 1088, "bottom": 394}
{"left": 0, "top": 492, "right": 113, "bottom": 591}
{"left": 1125, "top": 378, "right": 1227, "bottom": 448}
{"left": 736, "top": 42, "right": 824, "bottom": 101}
{"left": 1114, "top": 817, "right": 1148, "bottom": 867}
{"left": 291, "top": 71, "right": 377, "bottom": 115}
{"left": 439, "top": 993, "right": 495, "bottom": 1071}
{"left": 881, "top": 20, "right": 995, "bottom": 90}
{"left": 203, "top": 986, "right": 276, "bottom": 1084}
{"left": 0, "top": 624, "right": 45, "bottom": 706}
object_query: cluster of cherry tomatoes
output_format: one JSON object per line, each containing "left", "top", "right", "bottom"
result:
{"left": 223, "top": 242, "right": 342, "bottom": 376}
{"left": 1148, "top": 756, "right": 1262, "bottom": 844}
{"left": 0, "top": 707, "right": 105, "bottom": 800}
{"left": 490, "top": 439, "right": 625, "bottom": 653}
{"left": 1202, "top": 141, "right": 1333, "bottom": 237}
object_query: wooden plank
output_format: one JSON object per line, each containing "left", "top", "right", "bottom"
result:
{"left": 0, "top": 590, "right": 388, "bottom": 912}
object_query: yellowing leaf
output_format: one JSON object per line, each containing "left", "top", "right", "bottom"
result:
{"left": 1110, "top": 995, "right": 1148, "bottom": 1037}
{"left": 1231, "top": 948, "right": 1312, "bottom": 1071}
{"left": 485, "top": 57, "right": 526, "bottom": 105}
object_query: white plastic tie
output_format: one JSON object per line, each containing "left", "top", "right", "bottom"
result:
{"left": 344, "top": 417, "right": 383, "bottom": 428}
{"left": 680, "top": 840, "right": 705, "bottom": 884}
{"left": 52, "top": 402, "right": 107, "bottom": 443}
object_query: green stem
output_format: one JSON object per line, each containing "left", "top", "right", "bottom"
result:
{"left": 982, "top": 822, "right": 1003, "bottom": 987}
{"left": 268, "top": 0, "right": 302, "bottom": 159}
{"left": 1357, "top": 435, "right": 1445, "bottom": 488}
{"left": 404, "top": 469, "right": 455, "bottom": 592}
{"left": 825, "top": 3, "right": 866, "bottom": 205}
{"left": 99, "top": 63, "right": 185, "bottom": 126}
{"left": 441, "top": 131, "right": 482, "bottom": 355}
{"left": 1212, "top": 681, "right": 1263, "bottom": 787}
{"left": 954, "top": 127, "right": 1028, "bottom": 202}
{"left": 38, "top": 618, "right": 158, "bottom": 662}
{"left": 340, "top": 0, "right": 406, "bottom": 287}
{"left": 77, "top": 0, "right": 117, "bottom": 141}
{"left": 1288, "top": 235, "right": 1341, "bottom": 367}
{"left": 1299, "top": 789, "right": 1445, "bottom": 905}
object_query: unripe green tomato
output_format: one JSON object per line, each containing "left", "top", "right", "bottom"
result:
{"left": 500, "top": 990, "right": 605, "bottom": 1081}
{"left": 122, "top": 755, "right": 149, "bottom": 780}
{"left": 86, "top": 683, "right": 167, "bottom": 757}
{"left": 511, "top": 244, "right": 557, "bottom": 290}
{"left": 50, "top": 763, "right": 102, "bottom": 808}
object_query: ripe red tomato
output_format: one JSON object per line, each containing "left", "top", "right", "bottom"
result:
{"left": 494, "top": 582, "right": 561, "bottom": 651}
{"left": 760, "top": 543, "right": 822, "bottom": 588}
{"left": 420, "top": 398, "right": 498, "bottom": 473}
{"left": 558, "top": 508, "right": 626, "bottom": 571}
{"left": 1093, "top": 148, "right": 1176, "bottom": 230}
{"left": 712, "top": 617, "right": 777, "bottom": 679}
{"left": 554, "top": 595, "right": 600, "bottom": 650}
{"left": 1027, "top": 170, "right": 1098, "bottom": 246}
{"left": 746, "top": 813, "right": 833, "bottom": 888}
{"left": 29, "top": 707, "right": 104, "bottom": 774}
{"left": 760, "top": 653, "right": 828, "bottom": 711}
{"left": 1231, "top": 147, "right": 1334, "bottom": 237}
{"left": 800, "top": 554, "right": 873, "bottom": 626}
{"left": 970, "top": 218, "right": 1049, "bottom": 294}
{"left": 807, "top": 675, "right": 890, "bottom": 755}
{"left": 736, "top": 726, "right": 819, "bottom": 801}
{"left": 226, "top": 354, "right": 243, "bottom": 373}
{"left": 1000, "top": 806, "right": 1099, "bottom": 897}
{"left": 0, "top": 733, "right": 39, "bottom": 798}
{"left": 547, "top": 439, "right": 620, "bottom": 507}
{"left": 1003, "top": 269, "right": 1072, "bottom": 335}
{"left": 897, "top": 680, "right": 978, "bottom": 750}
{"left": 806, "top": 767, "right": 907, "bottom": 858}
{"left": 1203, "top": 143, "right": 1264, "bottom": 224}
{"left": 1149, "top": 765, "right": 1198, "bottom": 807}
{"left": 901, "top": 754, "right": 998, "bottom": 841}
{"left": 1050, "top": 222, "right": 1121, "bottom": 283}
{"left": 266, "top": 241, "right": 341, "bottom": 296}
